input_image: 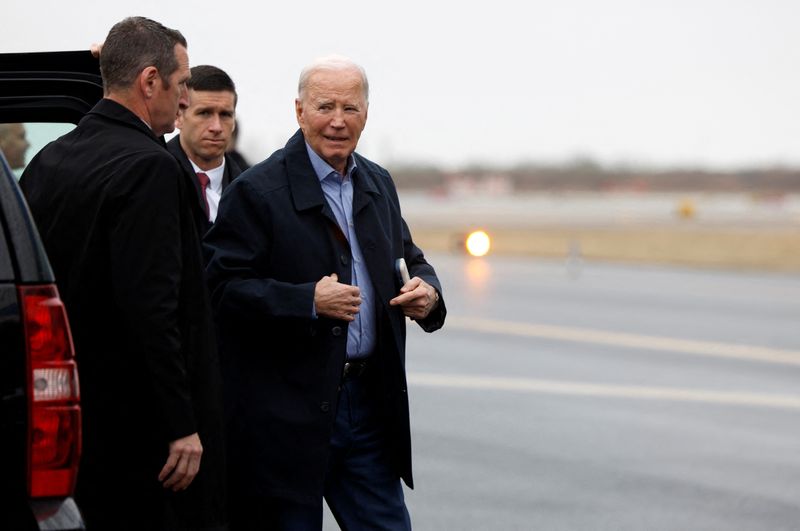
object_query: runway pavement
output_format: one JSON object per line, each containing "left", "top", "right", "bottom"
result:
{"left": 323, "top": 253, "right": 800, "bottom": 530}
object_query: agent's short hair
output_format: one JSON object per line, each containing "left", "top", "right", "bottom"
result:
{"left": 298, "top": 55, "right": 369, "bottom": 103}
{"left": 100, "top": 16, "right": 187, "bottom": 93}
{"left": 187, "top": 65, "right": 238, "bottom": 107}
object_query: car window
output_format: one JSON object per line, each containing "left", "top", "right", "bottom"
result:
{"left": 2, "top": 122, "right": 74, "bottom": 181}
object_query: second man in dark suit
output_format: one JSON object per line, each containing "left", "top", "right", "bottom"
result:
{"left": 168, "top": 65, "right": 242, "bottom": 234}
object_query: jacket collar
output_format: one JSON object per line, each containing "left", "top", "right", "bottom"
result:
{"left": 167, "top": 135, "right": 195, "bottom": 175}
{"left": 284, "top": 129, "right": 380, "bottom": 215}
{"left": 285, "top": 130, "right": 327, "bottom": 212}
{"left": 351, "top": 153, "right": 380, "bottom": 215}
{"left": 87, "top": 98, "right": 166, "bottom": 147}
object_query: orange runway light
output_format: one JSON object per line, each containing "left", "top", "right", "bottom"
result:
{"left": 465, "top": 230, "right": 491, "bottom": 257}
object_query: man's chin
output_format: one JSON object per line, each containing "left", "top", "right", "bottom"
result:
{"left": 156, "top": 123, "right": 176, "bottom": 137}
{"left": 323, "top": 148, "right": 352, "bottom": 161}
{"left": 199, "top": 145, "right": 225, "bottom": 157}
{"left": 322, "top": 153, "right": 346, "bottom": 167}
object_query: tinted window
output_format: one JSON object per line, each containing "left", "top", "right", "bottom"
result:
{"left": 1, "top": 121, "right": 73, "bottom": 282}
{"left": 2, "top": 122, "right": 73, "bottom": 181}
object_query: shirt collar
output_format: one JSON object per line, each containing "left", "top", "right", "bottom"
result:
{"left": 188, "top": 158, "right": 226, "bottom": 192}
{"left": 305, "top": 142, "right": 357, "bottom": 183}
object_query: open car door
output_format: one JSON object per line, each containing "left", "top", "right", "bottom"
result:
{"left": 0, "top": 50, "right": 101, "bottom": 531}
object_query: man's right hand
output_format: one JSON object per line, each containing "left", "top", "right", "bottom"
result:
{"left": 90, "top": 43, "right": 103, "bottom": 58}
{"left": 158, "top": 432, "right": 203, "bottom": 491}
{"left": 315, "top": 273, "right": 361, "bottom": 321}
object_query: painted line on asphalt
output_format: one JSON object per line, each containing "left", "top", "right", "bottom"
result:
{"left": 446, "top": 316, "right": 800, "bottom": 367}
{"left": 408, "top": 372, "right": 800, "bottom": 410}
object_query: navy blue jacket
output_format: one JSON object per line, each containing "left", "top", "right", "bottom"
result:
{"left": 204, "top": 129, "right": 446, "bottom": 505}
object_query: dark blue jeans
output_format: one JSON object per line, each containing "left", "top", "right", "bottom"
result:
{"left": 324, "top": 373, "right": 411, "bottom": 530}
{"left": 231, "top": 371, "right": 411, "bottom": 531}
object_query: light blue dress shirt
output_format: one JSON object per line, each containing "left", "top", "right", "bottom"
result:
{"left": 306, "top": 143, "right": 376, "bottom": 359}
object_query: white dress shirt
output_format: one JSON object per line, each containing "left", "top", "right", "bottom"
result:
{"left": 189, "top": 159, "right": 225, "bottom": 222}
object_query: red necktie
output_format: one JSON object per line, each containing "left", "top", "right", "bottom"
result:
{"left": 196, "top": 172, "right": 210, "bottom": 219}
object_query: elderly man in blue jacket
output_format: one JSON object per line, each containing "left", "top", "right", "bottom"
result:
{"left": 205, "top": 55, "right": 446, "bottom": 530}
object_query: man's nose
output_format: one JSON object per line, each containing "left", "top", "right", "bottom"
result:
{"left": 208, "top": 115, "right": 223, "bottom": 133}
{"left": 330, "top": 109, "right": 345, "bottom": 128}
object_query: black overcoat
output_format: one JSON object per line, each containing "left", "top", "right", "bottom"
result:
{"left": 166, "top": 135, "right": 242, "bottom": 236}
{"left": 20, "top": 99, "right": 226, "bottom": 530}
{"left": 204, "top": 130, "right": 446, "bottom": 506}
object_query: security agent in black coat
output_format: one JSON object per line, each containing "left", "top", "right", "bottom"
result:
{"left": 19, "top": 17, "right": 226, "bottom": 531}
{"left": 205, "top": 56, "right": 446, "bottom": 529}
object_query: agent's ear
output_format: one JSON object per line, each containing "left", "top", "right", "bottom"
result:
{"left": 139, "top": 66, "right": 160, "bottom": 99}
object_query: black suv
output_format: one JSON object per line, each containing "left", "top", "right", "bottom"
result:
{"left": 1, "top": 51, "right": 102, "bottom": 531}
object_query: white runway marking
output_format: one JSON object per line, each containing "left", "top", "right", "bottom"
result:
{"left": 408, "top": 372, "right": 800, "bottom": 410}
{"left": 446, "top": 316, "right": 800, "bottom": 366}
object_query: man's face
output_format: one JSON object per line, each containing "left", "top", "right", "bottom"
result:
{"left": 148, "top": 44, "right": 190, "bottom": 137}
{"left": 175, "top": 89, "right": 236, "bottom": 170}
{"left": 0, "top": 123, "right": 30, "bottom": 170}
{"left": 295, "top": 68, "right": 368, "bottom": 174}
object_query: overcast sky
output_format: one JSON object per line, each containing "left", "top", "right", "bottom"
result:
{"left": 4, "top": 0, "right": 800, "bottom": 169}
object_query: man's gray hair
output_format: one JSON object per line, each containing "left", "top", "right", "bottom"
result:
{"left": 298, "top": 55, "right": 369, "bottom": 102}
{"left": 100, "top": 16, "right": 187, "bottom": 93}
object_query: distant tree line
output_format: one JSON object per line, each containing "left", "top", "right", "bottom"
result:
{"left": 389, "top": 160, "right": 800, "bottom": 193}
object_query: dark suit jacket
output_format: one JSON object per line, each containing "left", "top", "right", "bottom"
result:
{"left": 167, "top": 134, "right": 242, "bottom": 236}
{"left": 204, "top": 129, "right": 446, "bottom": 505}
{"left": 20, "top": 99, "right": 226, "bottom": 530}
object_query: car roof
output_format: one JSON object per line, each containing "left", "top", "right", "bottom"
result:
{"left": 0, "top": 50, "right": 102, "bottom": 124}
{"left": 0, "top": 50, "right": 102, "bottom": 282}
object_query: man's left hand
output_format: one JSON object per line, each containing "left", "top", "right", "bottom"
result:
{"left": 389, "top": 277, "right": 439, "bottom": 320}
{"left": 158, "top": 432, "right": 203, "bottom": 492}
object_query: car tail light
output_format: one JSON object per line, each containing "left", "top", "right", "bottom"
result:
{"left": 19, "top": 285, "right": 81, "bottom": 498}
